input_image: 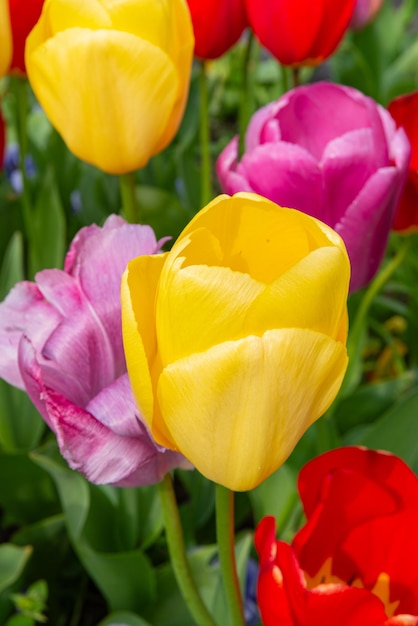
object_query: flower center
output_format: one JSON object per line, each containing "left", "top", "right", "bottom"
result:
{"left": 304, "top": 559, "right": 400, "bottom": 617}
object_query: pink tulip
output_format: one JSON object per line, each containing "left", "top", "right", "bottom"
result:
{"left": 350, "top": 0, "right": 383, "bottom": 30}
{"left": 0, "top": 215, "right": 189, "bottom": 486}
{"left": 217, "top": 82, "right": 410, "bottom": 292}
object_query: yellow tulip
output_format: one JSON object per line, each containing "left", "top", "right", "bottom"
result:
{"left": 121, "top": 193, "right": 350, "bottom": 491}
{"left": 25, "top": 0, "right": 194, "bottom": 174}
{"left": 0, "top": 0, "right": 12, "bottom": 77}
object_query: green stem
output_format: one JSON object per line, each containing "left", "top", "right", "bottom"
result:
{"left": 280, "top": 64, "right": 290, "bottom": 94}
{"left": 157, "top": 474, "right": 216, "bottom": 626}
{"left": 291, "top": 66, "right": 301, "bottom": 88}
{"left": 238, "top": 32, "right": 255, "bottom": 160}
{"left": 199, "top": 61, "right": 212, "bottom": 207}
{"left": 215, "top": 484, "right": 245, "bottom": 626}
{"left": 15, "top": 77, "right": 32, "bottom": 238}
{"left": 342, "top": 237, "right": 411, "bottom": 398}
{"left": 119, "top": 172, "right": 139, "bottom": 223}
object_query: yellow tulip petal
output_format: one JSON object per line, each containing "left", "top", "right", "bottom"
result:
{"left": 45, "top": 0, "right": 111, "bottom": 32}
{"left": 158, "top": 329, "right": 348, "bottom": 491}
{"left": 0, "top": 0, "right": 12, "bottom": 76}
{"left": 173, "top": 193, "right": 346, "bottom": 284}
{"left": 246, "top": 246, "right": 350, "bottom": 341}
{"left": 121, "top": 254, "right": 175, "bottom": 449}
{"left": 26, "top": 28, "right": 178, "bottom": 173}
{"left": 156, "top": 229, "right": 264, "bottom": 363}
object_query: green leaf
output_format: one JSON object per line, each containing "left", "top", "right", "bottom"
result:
{"left": 0, "top": 452, "right": 58, "bottom": 526}
{"left": 249, "top": 464, "right": 299, "bottom": 541}
{"left": 28, "top": 168, "right": 66, "bottom": 277}
{"left": 355, "top": 387, "right": 418, "bottom": 473}
{"left": 98, "top": 612, "right": 152, "bottom": 626}
{"left": 135, "top": 186, "right": 190, "bottom": 242}
{"left": 0, "top": 231, "right": 24, "bottom": 301}
{"left": 5, "top": 615, "right": 35, "bottom": 626}
{"left": 31, "top": 449, "right": 157, "bottom": 613}
{"left": 0, "top": 380, "right": 46, "bottom": 453}
{"left": 0, "top": 544, "right": 32, "bottom": 594}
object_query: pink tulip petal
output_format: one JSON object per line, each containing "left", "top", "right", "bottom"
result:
{"left": 335, "top": 167, "right": 399, "bottom": 291}
{"left": 238, "top": 142, "right": 323, "bottom": 219}
{"left": 65, "top": 215, "right": 160, "bottom": 376}
{"left": 18, "top": 336, "right": 188, "bottom": 486}
{"left": 34, "top": 270, "right": 116, "bottom": 404}
{"left": 246, "top": 101, "right": 283, "bottom": 151}
{"left": 216, "top": 136, "right": 254, "bottom": 195}
{"left": 321, "top": 128, "right": 382, "bottom": 225}
{"left": 275, "top": 83, "right": 389, "bottom": 163}
{"left": 0, "top": 281, "right": 61, "bottom": 388}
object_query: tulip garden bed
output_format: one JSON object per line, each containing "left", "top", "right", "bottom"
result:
{"left": 0, "top": 1, "right": 418, "bottom": 625}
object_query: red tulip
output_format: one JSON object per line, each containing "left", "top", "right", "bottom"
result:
{"left": 186, "top": 0, "right": 248, "bottom": 59}
{"left": 6, "top": 0, "right": 44, "bottom": 74}
{"left": 388, "top": 92, "right": 418, "bottom": 233}
{"left": 245, "top": 0, "right": 356, "bottom": 67}
{"left": 255, "top": 447, "right": 418, "bottom": 624}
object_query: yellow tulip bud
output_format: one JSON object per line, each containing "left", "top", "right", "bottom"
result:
{"left": 121, "top": 193, "right": 350, "bottom": 491}
{"left": 25, "top": 0, "right": 194, "bottom": 174}
{"left": 0, "top": 0, "right": 12, "bottom": 77}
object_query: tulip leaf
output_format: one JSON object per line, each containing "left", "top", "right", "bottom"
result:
{"left": 0, "top": 452, "right": 58, "bottom": 526}
{"left": 98, "top": 612, "right": 152, "bottom": 626}
{"left": 249, "top": 464, "right": 299, "bottom": 540}
{"left": 28, "top": 168, "right": 66, "bottom": 277}
{"left": 0, "top": 381, "right": 46, "bottom": 453}
{"left": 334, "top": 370, "right": 418, "bottom": 434}
{"left": 31, "top": 448, "right": 157, "bottom": 613}
{"left": 353, "top": 386, "right": 418, "bottom": 473}
{"left": 135, "top": 186, "right": 190, "bottom": 242}
{"left": 0, "top": 231, "right": 24, "bottom": 301}
{"left": 0, "top": 544, "right": 32, "bottom": 594}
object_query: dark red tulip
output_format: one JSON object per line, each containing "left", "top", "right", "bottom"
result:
{"left": 7, "top": 0, "right": 45, "bottom": 74}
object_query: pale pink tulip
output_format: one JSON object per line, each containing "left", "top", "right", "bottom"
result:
{"left": 0, "top": 215, "right": 189, "bottom": 486}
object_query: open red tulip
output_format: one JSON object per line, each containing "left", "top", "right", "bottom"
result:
{"left": 255, "top": 447, "right": 418, "bottom": 624}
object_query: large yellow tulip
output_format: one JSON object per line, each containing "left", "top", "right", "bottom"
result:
{"left": 122, "top": 193, "right": 350, "bottom": 491}
{"left": 25, "top": 0, "right": 194, "bottom": 174}
{"left": 0, "top": 0, "right": 12, "bottom": 76}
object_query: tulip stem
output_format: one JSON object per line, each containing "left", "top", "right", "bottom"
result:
{"left": 292, "top": 66, "right": 301, "bottom": 88}
{"left": 158, "top": 474, "right": 217, "bottom": 626}
{"left": 119, "top": 172, "right": 139, "bottom": 223}
{"left": 238, "top": 32, "right": 256, "bottom": 160}
{"left": 199, "top": 61, "right": 212, "bottom": 206}
{"left": 342, "top": 237, "right": 411, "bottom": 397}
{"left": 215, "top": 484, "right": 245, "bottom": 626}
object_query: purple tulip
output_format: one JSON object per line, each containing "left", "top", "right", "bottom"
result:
{"left": 0, "top": 215, "right": 189, "bottom": 486}
{"left": 217, "top": 82, "right": 410, "bottom": 292}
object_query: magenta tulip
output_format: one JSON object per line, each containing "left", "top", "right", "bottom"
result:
{"left": 217, "top": 82, "right": 410, "bottom": 292}
{"left": 0, "top": 215, "right": 188, "bottom": 486}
